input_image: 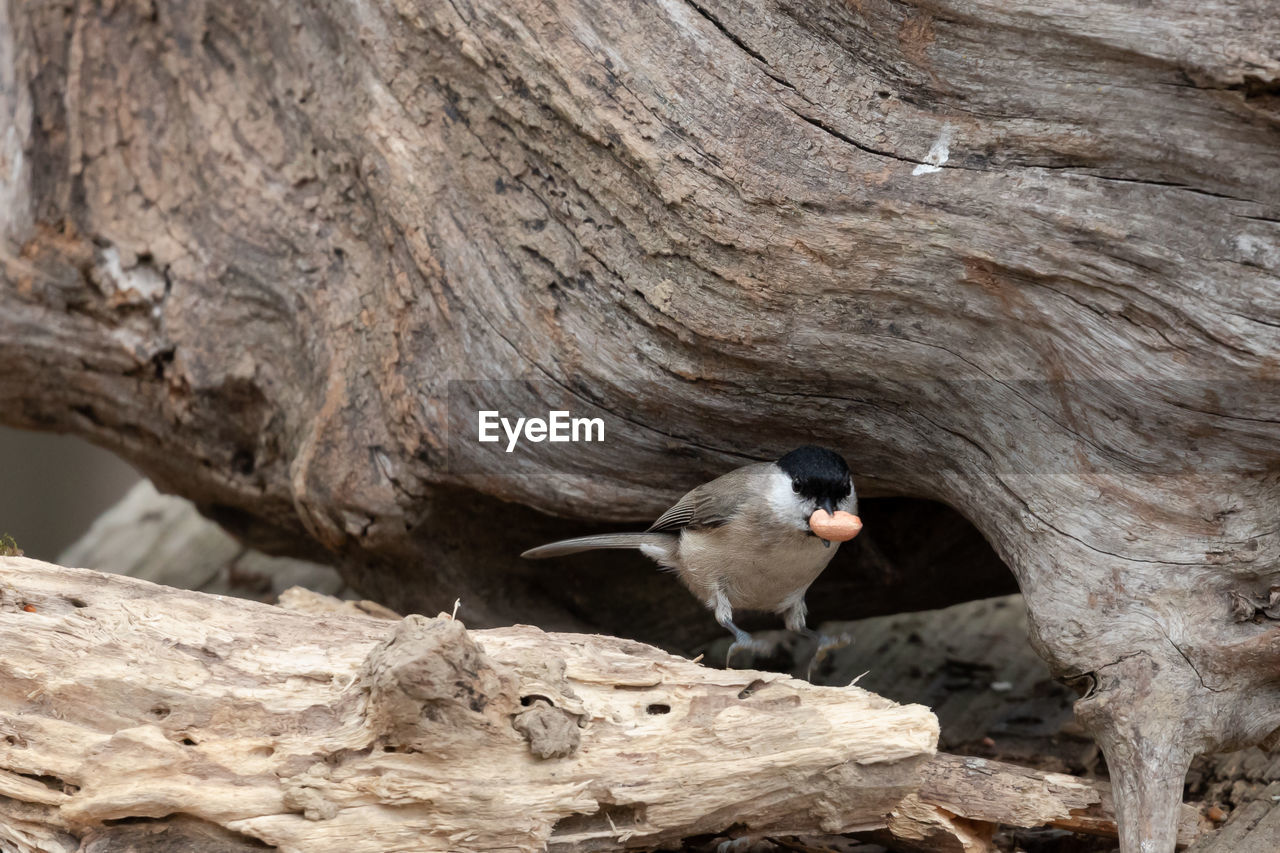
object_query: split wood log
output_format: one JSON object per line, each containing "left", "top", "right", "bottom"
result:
{"left": 3, "top": 1, "right": 1280, "bottom": 850}
{"left": 281, "top": 587, "right": 1217, "bottom": 851}
{"left": 0, "top": 555, "right": 939, "bottom": 852}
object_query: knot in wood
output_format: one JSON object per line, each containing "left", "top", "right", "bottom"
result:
{"left": 360, "top": 614, "right": 517, "bottom": 750}
{"left": 512, "top": 698, "right": 581, "bottom": 759}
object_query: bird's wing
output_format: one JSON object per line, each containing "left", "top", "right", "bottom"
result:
{"left": 647, "top": 464, "right": 762, "bottom": 532}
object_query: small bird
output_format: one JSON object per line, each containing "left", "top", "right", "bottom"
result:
{"left": 521, "top": 446, "right": 862, "bottom": 659}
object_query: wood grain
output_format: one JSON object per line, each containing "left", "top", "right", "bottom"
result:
{"left": 3, "top": 1, "right": 1279, "bottom": 848}
{"left": 0, "top": 555, "right": 937, "bottom": 852}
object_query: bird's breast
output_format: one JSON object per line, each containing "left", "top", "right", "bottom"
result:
{"left": 675, "top": 520, "right": 838, "bottom": 612}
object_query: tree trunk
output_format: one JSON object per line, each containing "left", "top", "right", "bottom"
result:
{"left": 2, "top": 1, "right": 1279, "bottom": 849}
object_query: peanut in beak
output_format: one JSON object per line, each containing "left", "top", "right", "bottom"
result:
{"left": 808, "top": 509, "right": 863, "bottom": 543}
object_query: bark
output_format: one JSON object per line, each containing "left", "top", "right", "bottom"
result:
{"left": 3, "top": 1, "right": 1280, "bottom": 850}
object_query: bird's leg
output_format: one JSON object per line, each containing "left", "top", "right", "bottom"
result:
{"left": 782, "top": 596, "right": 808, "bottom": 633}
{"left": 712, "top": 589, "right": 768, "bottom": 666}
{"left": 782, "top": 595, "right": 852, "bottom": 679}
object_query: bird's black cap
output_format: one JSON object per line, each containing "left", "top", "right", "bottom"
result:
{"left": 776, "top": 445, "right": 852, "bottom": 503}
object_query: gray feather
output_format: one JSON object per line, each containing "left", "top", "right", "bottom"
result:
{"left": 521, "top": 532, "right": 676, "bottom": 559}
{"left": 647, "top": 463, "right": 766, "bottom": 532}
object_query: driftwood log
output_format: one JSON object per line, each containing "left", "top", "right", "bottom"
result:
{"left": 0, "top": 556, "right": 1215, "bottom": 853}
{"left": 2, "top": 1, "right": 1279, "bottom": 850}
{"left": 0, "top": 555, "right": 937, "bottom": 852}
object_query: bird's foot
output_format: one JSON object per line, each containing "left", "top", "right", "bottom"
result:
{"left": 799, "top": 629, "right": 853, "bottom": 681}
{"left": 725, "top": 633, "right": 773, "bottom": 668}
{"left": 813, "top": 630, "right": 853, "bottom": 658}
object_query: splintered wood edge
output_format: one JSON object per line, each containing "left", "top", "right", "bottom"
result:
{"left": 915, "top": 754, "right": 1209, "bottom": 849}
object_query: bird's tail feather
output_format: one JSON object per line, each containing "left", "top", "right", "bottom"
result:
{"left": 521, "top": 532, "right": 674, "bottom": 559}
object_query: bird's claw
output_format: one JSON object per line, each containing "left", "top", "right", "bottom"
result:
{"left": 725, "top": 634, "right": 773, "bottom": 667}
{"left": 803, "top": 631, "right": 854, "bottom": 681}
{"left": 813, "top": 631, "right": 853, "bottom": 657}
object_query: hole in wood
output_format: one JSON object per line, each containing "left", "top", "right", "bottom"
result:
{"left": 231, "top": 448, "right": 256, "bottom": 475}
{"left": 646, "top": 703, "right": 671, "bottom": 715}
{"left": 1064, "top": 673, "right": 1097, "bottom": 699}
{"left": 552, "top": 803, "right": 644, "bottom": 837}
{"left": 15, "top": 772, "right": 71, "bottom": 793}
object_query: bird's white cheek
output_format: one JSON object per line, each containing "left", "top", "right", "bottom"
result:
{"left": 766, "top": 471, "right": 807, "bottom": 525}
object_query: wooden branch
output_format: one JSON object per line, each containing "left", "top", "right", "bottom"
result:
{"left": 0, "top": 556, "right": 938, "bottom": 852}
{"left": 905, "top": 754, "right": 1208, "bottom": 850}
{"left": 283, "top": 589, "right": 1217, "bottom": 849}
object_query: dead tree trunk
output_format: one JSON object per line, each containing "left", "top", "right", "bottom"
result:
{"left": 2, "top": 1, "right": 1279, "bottom": 850}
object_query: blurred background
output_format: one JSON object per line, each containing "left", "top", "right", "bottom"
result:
{"left": 0, "top": 425, "right": 140, "bottom": 560}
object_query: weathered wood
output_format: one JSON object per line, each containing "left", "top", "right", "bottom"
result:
{"left": 815, "top": 595, "right": 1079, "bottom": 757}
{"left": 59, "top": 480, "right": 348, "bottom": 602}
{"left": 0, "top": 555, "right": 940, "bottom": 852}
{"left": 0, "top": 555, "right": 1219, "bottom": 852}
{"left": 914, "top": 754, "right": 1207, "bottom": 849}
{"left": 3, "top": 1, "right": 1280, "bottom": 849}
{"left": 879, "top": 793, "right": 997, "bottom": 853}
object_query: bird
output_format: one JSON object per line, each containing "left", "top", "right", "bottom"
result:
{"left": 521, "top": 446, "right": 862, "bottom": 660}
